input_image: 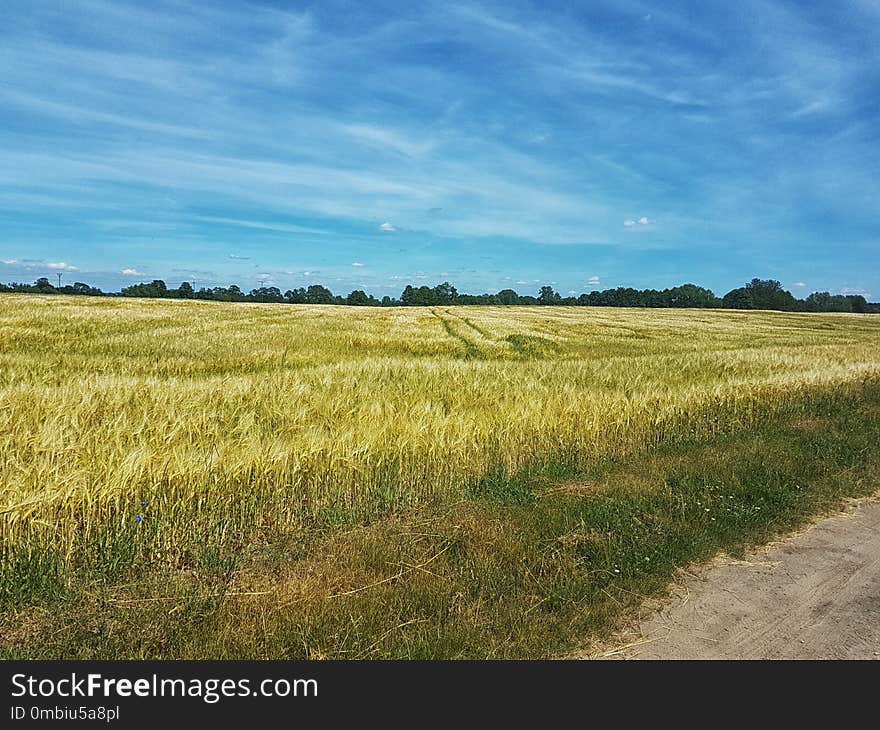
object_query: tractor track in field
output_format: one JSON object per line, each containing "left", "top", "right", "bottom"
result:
{"left": 431, "top": 309, "right": 486, "bottom": 359}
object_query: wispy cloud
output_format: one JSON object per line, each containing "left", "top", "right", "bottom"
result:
{"left": 120, "top": 268, "right": 144, "bottom": 276}
{"left": 0, "top": 0, "right": 876, "bottom": 295}
{"left": 340, "top": 124, "right": 434, "bottom": 158}
{"left": 841, "top": 286, "right": 872, "bottom": 298}
{"left": 192, "top": 216, "right": 329, "bottom": 236}
{"left": 46, "top": 262, "right": 78, "bottom": 270}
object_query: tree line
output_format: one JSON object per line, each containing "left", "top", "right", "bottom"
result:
{"left": 2, "top": 276, "right": 877, "bottom": 313}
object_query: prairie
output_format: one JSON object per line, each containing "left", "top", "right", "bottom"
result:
{"left": 1, "top": 295, "right": 879, "bottom": 658}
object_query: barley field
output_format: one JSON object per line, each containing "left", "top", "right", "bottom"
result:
{"left": 2, "top": 295, "right": 880, "bottom": 562}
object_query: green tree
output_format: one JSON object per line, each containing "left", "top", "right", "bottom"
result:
{"left": 346, "top": 289, "right": 371, "bottom": 306}
{"left": 846, "top": 295, "right": 869, "bottom": 314}
{"left": 667, "top": 283, "right": 717, "bottom": 308}
{"left": 745, "top": 278, "right": 797, "bottom": 310}
{"left": 497, "top": 288, "right": 520, "bottom": 305}
{"left": 250, "top": 286, "right": 283, "bottom": 303}
{"left": 305, "top": 284, "right": 335, "bottom": 304}
{"left": 538, "top": 286, "right": 561, "bottom": 305}
{"left": 722, "top": 287, "right": 755, "bottom": 310}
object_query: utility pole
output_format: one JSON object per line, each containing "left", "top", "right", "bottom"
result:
{"left": 56, "top": 272, "right": 63, "bottom": 288}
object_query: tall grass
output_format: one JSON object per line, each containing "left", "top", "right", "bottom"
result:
{"left": 1, "top": 295, "right": 879, "bottom": 585}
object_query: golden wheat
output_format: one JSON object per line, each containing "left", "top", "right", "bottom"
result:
{"left": 2, "top": 294, "right": 879, "bottom": 555}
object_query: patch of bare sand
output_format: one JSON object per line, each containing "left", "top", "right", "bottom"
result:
{"left": 578, "top": 495, "right": 880, "bottom": 659}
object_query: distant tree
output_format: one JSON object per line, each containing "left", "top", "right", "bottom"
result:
{"left": 666, "top": 283, "right": 718, "bottom": 308}
{"left": 3, "top": 272, "right": 878, "bottom": 314}
{"left": 346, "top": 289, "right": 371, "bottom": 306}
{"left": 121, "top": 279, "right": 168, "bottom": 298}
{"left": 305, "top": 284, "right": 335, "bottom": 304}
{"left": 744, "top": 278, "right": 797, "bottom": 311}
{"left": 846, "top": 294, "right": 869, "bottom": 314}
{"left": 497, "top": 288, "right": 520, "bottom": 305}
{"left": 73, "top": 281, "right": 103, "bottom": 296}
{"left": 250, "top": 286, "right": 283, "bottom": 303}
{"left": 400, "top": 285, "right": 416, "bottom": 305}
{"left": 805, "top": 291, "right": 835, "bottom": 312}
{"left": 434, "top": 281, "right": 458, "bottom": 304}
{"left": 538, "top": 286, "right": 561, "bottom": 305}
{"left": 722, "top": 287, "right": 755, "bottom": 310}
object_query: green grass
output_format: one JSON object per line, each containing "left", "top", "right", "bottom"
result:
{"left": 2, "top": 380, "right": 878, "bottom": 659}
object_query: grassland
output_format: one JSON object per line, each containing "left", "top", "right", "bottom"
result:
{"left": 1, "top": 295, "right": 879, "bottom": 657}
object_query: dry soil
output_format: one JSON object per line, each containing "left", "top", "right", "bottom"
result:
{"left": 582, "top": 496, "right": 880, "bottom": 659}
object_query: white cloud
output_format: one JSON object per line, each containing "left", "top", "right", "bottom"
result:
{"left": 841, "top": 287, "right": 871, "bottom": 298}
{"left": 516, "top": 279, "right": 528, "bottom": 284}
{"left": 624, "top": 217, "right": 651, "bottom": 228}
{"left": 793, "top": 281, "right": 806, "bottom": 287}
{"left": 121, "top": 268, "right": 144, "bottom": 276}
{"left": 1, "top": 259, "right": 17, "bottom": 265}
{"left": 379, "top": 222, "right": 397, "bottom": 232}
{"left": 351, "top": 262, "right": 364, "bottom": 267}
{"left": 588, "top": 275, "right": 601, "bottom": 286}
{"left": 46, "top": 261, "right": 78, "bottom": 270}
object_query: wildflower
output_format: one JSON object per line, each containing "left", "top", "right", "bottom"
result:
{"left": 135, "top": 515, "right": 143, "bottom": 522}
{"left": 140, "top": 500, "right": 148, "bottom": 507}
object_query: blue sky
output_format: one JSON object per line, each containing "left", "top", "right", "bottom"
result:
{"left": 1, "top": 0, "right": 878, "bottom": 298}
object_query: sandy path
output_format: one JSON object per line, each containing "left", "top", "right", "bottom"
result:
{"left": 584, "top": 496, "right": 880, "bottom": 660}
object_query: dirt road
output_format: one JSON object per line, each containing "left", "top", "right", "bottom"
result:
{"left": 585, "top": 497, "right": 880, "bottom": 659}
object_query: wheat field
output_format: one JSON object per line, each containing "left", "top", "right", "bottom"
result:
{"left": 2, "top": 294, "right": 880, "bottom": 561}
